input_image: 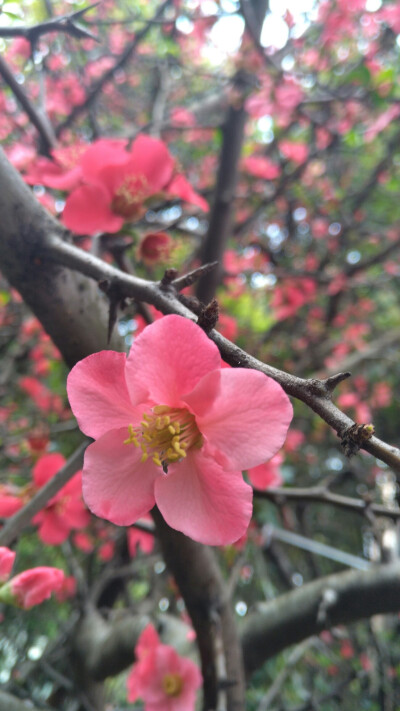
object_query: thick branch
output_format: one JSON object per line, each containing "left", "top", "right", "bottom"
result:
{"left": 152, "top": 509, "right": 246, "bottom": 711}
{"left": 242, "top": 560, "right": 400, "bottom": 673}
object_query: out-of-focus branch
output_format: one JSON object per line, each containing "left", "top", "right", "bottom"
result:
{"left": 0, "top": 54, "right": 56, "bottom": 154}
{"left": 254, "top": 484, "right": 400, "bottom": 519}
{"left": 0, "top": 690, "right": 43, "bottom": 711}
{"left": 241, "top": 560, "right": 400, "bottom": 673}
{"left": 152, "top": 509, "right": 246, "bottom": 711}
{"left": 0, "top": 4, "right": 98, "bottom": 44}
{"left": 0, "top": 442, "right": 88, "bottom": 546}
{"left": 196, "top": 0, "right": 267, "bottom": 303}
{"left": 56, "top": 0, "right": 172, "bottom": 137}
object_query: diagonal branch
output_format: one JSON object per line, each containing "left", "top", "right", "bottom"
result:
{"left": 0, "top": 54, "right": 56, "bottom": 154}
{"left": 40, "top": 234, "right": 400, "bottom": 473}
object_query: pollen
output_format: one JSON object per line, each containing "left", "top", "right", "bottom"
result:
{"left": 162, "top": 672, "right": 184, "bottom": 697}
{"left": 124, "top": 406, "right": 202, "bottom": 470}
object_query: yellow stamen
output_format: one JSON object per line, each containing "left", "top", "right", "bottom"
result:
{"left": 124, "top": 406, "right": 202, "bottom": 471}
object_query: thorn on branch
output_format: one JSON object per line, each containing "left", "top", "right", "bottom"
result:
{"left": 323, "top": 371, "right": 352, "bottom": 393}
{"left": 160, "top": 268, "right": 179, "bottom": 289}
{"left": 197, "top": 299, "right": 219, "bottom": 333}
{"left": 341, "top": 423, "right": 375, "bottom": 457}
{"left": 172, "top": 261, "right": 219, "bottom": 291}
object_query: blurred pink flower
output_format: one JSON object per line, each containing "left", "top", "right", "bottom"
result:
{"left": 67, "top": 315, "right": 292, "bottom": 545}
{"left": 61, "top": 135, "right": 208, "bottom": 235}
{"left": 127, "top": 624, "right": 201, "bottom": 711}
{"left": 32, "top": 453, "right": 90, "bottom": 545}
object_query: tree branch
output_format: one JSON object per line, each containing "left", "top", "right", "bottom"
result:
{"left": 0, "top": 54, "right": 56, "bottom": 154}
{"left": 242, "top": 560, "right": 400, "bottom": 673}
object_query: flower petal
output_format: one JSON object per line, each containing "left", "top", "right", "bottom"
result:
{"left": 62, "top": 183, "right": 124, "bottom": 235}
{"left": 67, "top": 351, "right": 147, "bottom": 439}
{"left": 82, "top": 428, "right": 159, "bottom": 525}
{"left": 125, "top": 315, "right": 221, "bottom": 406}
{"left": 184, "top": 368, "right": 293, "bottom": 470}
{"left": 155, "top": 448, "right": 253, "bottom": 545}
{"left": 129, "top": 135, "right": 175, "bottom": 191}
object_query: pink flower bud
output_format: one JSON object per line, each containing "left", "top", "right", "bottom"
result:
{"left": 8, "top": 567, "right": 65, "bottom": 609}
{"left": 0, "top": 547, "right": 16, "bottom": 583}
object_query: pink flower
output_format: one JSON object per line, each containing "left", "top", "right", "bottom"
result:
{"left": 127, "top": 624, "right": 202, "bottom": 711}
{"left": 32, "top": 453, "right": 90, "bottom": 545}
{"left": 8, "top": 567, "right": 65, "bottom": 608}
{"left": 0, "top": 547, "right": 16, "bottom": 583}
{"left": 248, "top": 452, "right": 284, "bottom": 489}
{"left": 62, "top": 135, "right": 208, "bottom": 235}
{"left": 242, "top": 155, "right": 281, "bottom": 180}
{"left": 67, "top": 315, "right": 292, "bottom": 545}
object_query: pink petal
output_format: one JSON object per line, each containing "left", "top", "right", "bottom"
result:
{"left": 67, "top": 351, "right": 146, "bottom": 439}
{"left": 79, "top": 138, "right": 129, "bottom": 181}
{"left": 82, "top": 429, "right": 159, "bottom": 525}
{"left": 184, "top": 368, "right": 293, "bottom": 470}
{"left": 125, "top": 315, "right": 221, "bottom": 406}
{"left": 36, "top": 511, "right": 70, "bottom": 545}
{"left": 155, "top": 448, "right": 253, "bottom": 545}
{"left": 128, "top": 135, "right": 175, "bottom": 191}
{"left": 62, "top": 183, "right": 124, "bottom": 235}
{"left": 167, "top": 173, "right": 209, "bottom": 212}
{"left": 33, "top": 453, "right": 66, "bottom": 487}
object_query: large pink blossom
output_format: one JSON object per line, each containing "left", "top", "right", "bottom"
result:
{"left": 127, "top": 624, "right": 201, "bottom": 711}
{"left": 67, "top": 316, "right": 292, "bottom": 545}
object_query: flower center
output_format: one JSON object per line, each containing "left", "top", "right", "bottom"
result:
{"left": 162, "top": 672, "right": 184, "bottom": 697}
{"left": 111, "top": 174, "right": 149, "bottom": 219}
{"left": 124, "top": 405, "right": 202, "bottom": 471}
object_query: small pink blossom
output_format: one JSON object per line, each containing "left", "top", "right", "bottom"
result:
{"left": 127, "top": 624, "right": 202, "bottom": 711}
{"left": 8, "top": 567, "right": 65, "bottom": 608}
{"left": 0, "top": 547, "right": 16, "bottom": 582}
{"left": 67, "top": 315, "right": 292, "bottom": 545}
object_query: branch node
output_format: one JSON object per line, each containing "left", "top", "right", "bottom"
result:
{"left": 160, "top": 268, "right": 179, "bottom": 289}
{"left": 197, "top": 299, "right": 219, "bottom": 333}
{"left": 341, "top": 423, "right": 375, "bottom": 457}
{"left": 323, "top": 371, "right": 352, "bottom": 393}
